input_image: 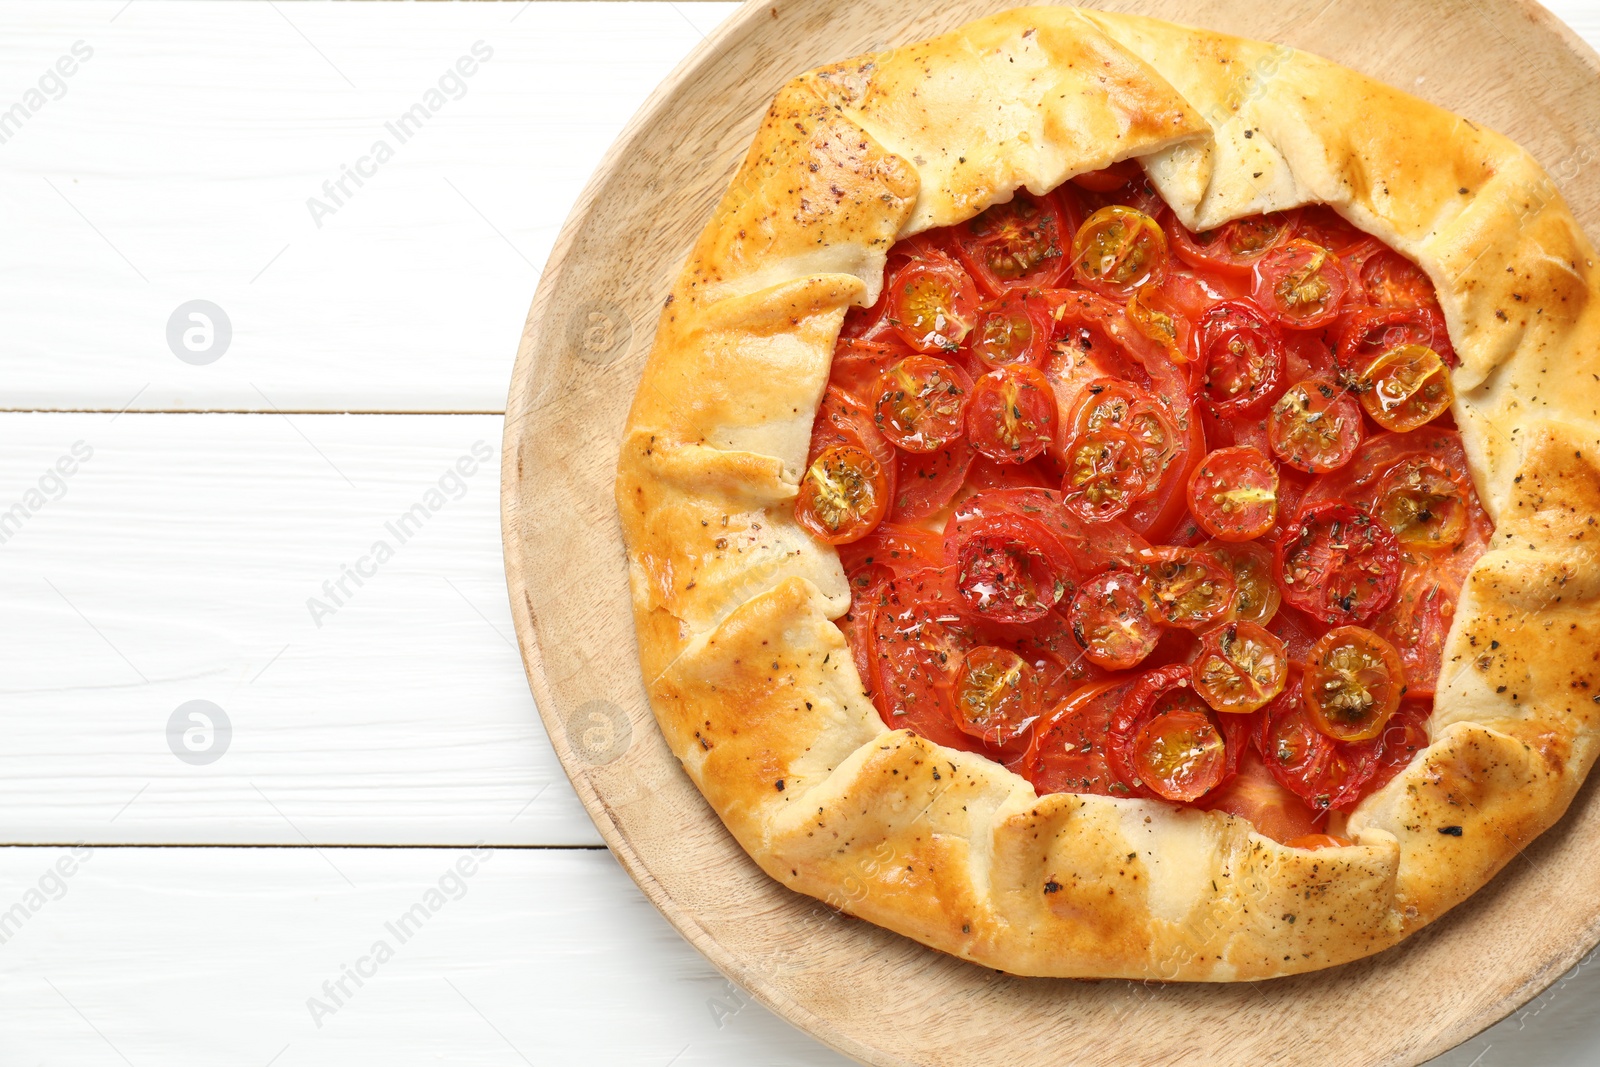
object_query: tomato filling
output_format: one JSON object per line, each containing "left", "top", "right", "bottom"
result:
{"left": 813, "top": 175, "right": 1492, "bottom": 842}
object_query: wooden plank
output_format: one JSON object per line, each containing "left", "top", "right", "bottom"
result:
{"left": 0, "top": 1, "right": 736, "bottom": 413}
{"left": 0, "top": 846, "right": 853, "bottom": 1066}
{"left": 0, "top": 411, "right": 604, "bottom": 845}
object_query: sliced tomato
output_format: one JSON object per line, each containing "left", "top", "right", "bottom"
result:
{"left": 1072, "top": 206, "right": 1169, "bottom": 297}
{"left": 945, "top": 486, "right": 1150, "bottom": 577}
{"left": 1197, "top": 299, "right": 1286, "bottom": 417}
{"left": 1372, "top": 566, "right": 1461, "bottom": 697}
{"left": 1252, "top": 239, "right": 1350, "bottom": 330}
{"left": 1292, "top": 205, "right": 1368, "bottom": 254}
{"left": 835, "top": 522, "right": 945, "bottom": 581}
{"left": 829, "top": 339, "right": 911, "bottom": 400}
{"left": 966, "top": 366, "right": 1058, "bottom": 463}
{"left": 1266, "top": 377, "right": 1363, "bottom": 473}
{"left": 951, "top": 189, "right": 1074, "bottom": 294}
{"left": 809, "top": 385, "right": 896, "bottom": 475}
{"left": 1126, "top": 283, "right": 1192, "bottom": 366}
{"left": 952, "top": 645, "right": 1042, "bottom": 747}
{"left": 1025, "top": 677, "right": 1140, "bottom": 797}
{"left": 1187, "top": 446, "right": 1279, "bottom": 542}
{"left": 1355, "top": 246, "right": 1437, "bottom": 309}
{"left": 1059, "top": 429, "right": 1149, "bottom": 522}
{"left": 1134, "top": 704, "right": 1228, "bottom": 802}
{"left": 887, "top": 251, "right": 980, "bottom": 352}
{"left": 1167, "top": 211, "right": 1294, "bottom": 275}
{"left": 1276, "top": 502, "right": 1401, "bottom": 625}
{"left": 1136, "top": 546, "right": 1237, "bottom": 631}
{"left": 1203, "top": 749, "right": 1326, "bottom": 844}
{"left": 969, "top": 290, "right": 1053, "bottom": 369}
{"left": 1303, "top": 626, "right": 1404, "bottom": 742}
{"left": 1266, "top": 603, "right": 1324, "bottom": 665}
{"left": 1371, "top": 453, "right": 1471, "bottom": 551}
{"left": 873, "top": 354, "right": 970, "bottom": 452}
{"left": 870, "top": 567, "right": 982, "bottom": 752}
{"left": 952, "top": 512, "right": 1072, "bottom": 624}
{"left": 1068, "top": 568, "right": 1162, "bottom": 670}
{"left": 1336, "top": 304, "right": 1456, "bottom": 376}
{"left": 1205, "top": 539, "right": 1281, "bottom": 625}
{"left": 1355, "top": 344, "right": 1453, "bottom": 433}
{"left": 1071, "top": 379, "right": 1178, "bottom": 485}
{"left": 1368, "top": 697, "right": 1432, "bottom": 792}
{"left": 794, "top": 445, "right": 889, "bottom": 544}
{"left": 890, "top": 438, "right": 974, "bottom": 523}
{"left": 1194, "top": 621, "right": 1288, "bottom": 714}
{"left": 1256, "top": 671, "right": 1380, "bottom": 811}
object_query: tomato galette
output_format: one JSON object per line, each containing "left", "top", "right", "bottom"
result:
{"left": 616, "top": 7, "right": 1600, "bottom": 980}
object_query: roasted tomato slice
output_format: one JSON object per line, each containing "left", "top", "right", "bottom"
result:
{"left": 809, "top": 385, "right": 896, "bottom": 472}
{"left": 1276, "top": 502, "right": 1401, "bottom": 625}
{"left": 1336, "top": 304, "right": 1456, "bottom": 376}
{"left": 1194, "top": 620, "right": 1289, "bottom": 714}
{"left": 1072, "top": 205, "right": 1169, "bottom": 297}
{"left": 953, "top": 512, "right": 1072, "bottom": 624}
{"left": 1137, "top": 546, "right": 1238, "bottom": 631}
{"left": 1251, "top": 239, "right": 1349, "bottom": 329}
{"left": 1303, "top": 626, "right": 1405, "bottom": 742}
{"left": 1110, "top": 665, "right": 1226, "bottom": 801}
{"left": 1357, "top": 247, "right": 1437, "bottom": 309}
{"left": 1256, "top": 671, "right": 1380, "bottom": 811}
{"left": 836, "top": 522, "right": 945, "bottom": 581}
{"left": 1368, "top": 697, "right": 1432, "bottom": 792}
{"left": 1059, "top": 428, "right": 1149, "bottom": 522}
{"left": 1266, "top": 377, "right": 1363, "bottom": 473}
{"left": 1025, "top": 677, "right": 1139, "bottom": 797}
{"left": 1187, "top": 446, "right": 1279, "bottom": 542}
{"left": 969, "top": 291, "right": 1053, "bottom": 369}
{"left": 794, "top": 444, "right": 890, "bottom": 544}
{"left": 890, "top": 438, "right": 974, "bottom": 523}
{"left": 1126, "top": 283, "right": 1191, "bottom": 365}
{"left": 887, "top": 250, "right": 980, "bottom": 352}
{"left": 1067, "top": 568, "right": 1162, "bottom": 670}
{"left": 870, "top": 567, "right": 981, "bottom": 751}
{"left": 1292, "top": 205, "right": 1368, "bottom": 254}
{"left": 873, "top": 354, "right": 970, "bottom": 452}
{"left": 1197, "top": 300, "right": 1286, "bottom": 418}
{"left": 1355, "top": 344, "right": 1453, "bottom": 433}
{"left": 1167, "top": 211, "right": 1295, "bottom": 275}
{"left": 952, "top": 645, "right": 1042, "bottom": 747}
{"left": 1373, "top": 567, "right": 1461, "bottom": 697}
{"left": 1204, "top": 750, "right": 1326, "bottom": 844}
{"left": 951, "top": 189, "right": 1073, "bottom": 294}
{"left": 1204, "top": 539, "right": 1281, "bottom": 625}
{"left": 828, "top": 339, "right": 912, "bottom": 401}
{"left": 1070, "top": 378, "right": 1181, "bottom": 495}
{"left": 966, "top": 366, "right": 1058, "bottom": 463}
{"left": 1372, "top": 453, "right": 1470, "bottom": 550}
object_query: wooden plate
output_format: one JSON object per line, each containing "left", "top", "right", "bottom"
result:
{"left": 501, "top": 2, "right": 1600, "bottom": 1063}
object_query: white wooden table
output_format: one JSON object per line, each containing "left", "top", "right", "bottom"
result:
{"left": 2, "top": 2, "right": 1596, "bottom": 1063}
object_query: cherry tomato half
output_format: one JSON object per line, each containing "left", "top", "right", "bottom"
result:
{"left": 1072, "top": 205, "right": 1168, "bottom": 297}
{"left": 1194, "top": 620, "right": 1288, "bottom": 714}
{"left": 794, "top": 444, "right": 889, "bottom": 544}
{"left": 1358, "top": 248, "right": 1437, "bottom": 309}
{"left": 1060, "top": 428, "right": 1149, "bottom": 522}
{"left": 1303, "top": 626, "right": 1405, "bottom": 742}
{"left": 1126, "top": 284, "right": 1190, "bottom": 365}
{"left": 1168, "top": 212, "right": 1294, "bottom": 275}
{"left": 1110, "top": 665, "right": 1226, "bottom": 801}
{"left": 1336, "top": 305, "right": 1455, "bottom": 378}
{"left": 1187, "top": 446, "right": 1279, "bottom": 542}
{"left": 1137, "top": 546, "right": 1238, "bottom": 630}
{"left": 1204, "top": 539, "right": 1281, "bottom": 625}
{"left": 1355, "top": 344, "right": 1454, "bottom": 433}
{"left": 887, "top": 251, "right": 979, "bottom": 352}
{"left": 1257, "top": 671, "right": 1380, "bottom": 810}
{"left": 1275, "top": 502, "right": 1401, "bottom": 625}
{"left": 953, "top": 513, "right": 1070, "bottom": 624}
{"left": 952, "top": 645, "right": 1041, "bottom": 747}
{"left": 1251, "top": 239, "right": 1349, "bottom": 330}
{"left": 1373, "top": 454, "right": 1470, "bottom": 550}
{"left": 952, "top": 190, "right": 1073, "bottom": 294}
{"left": 1198, "top": 300, "right": 1287, "bottom": 418}
{"left": 1071, "top": 379, "right": 1178, "bottom": 488}
{"left": 969, "top": 291, "right": 1053, "bottom": 369}
{"left": 873, "top": 355, "right": 970, "bottom": 452}
{"left": 1266, "top": 377, "right": 1363, "bottom": 473}
{"left": 966, "top": 366, "right": 1058, "bottom": 463}
{"left": 1067, "top": 568, "right": 1162, "bottom": 670}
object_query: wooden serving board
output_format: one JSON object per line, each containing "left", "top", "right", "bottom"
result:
{"left": 501, "top": 2, "right": 1600, "bottom": 1064}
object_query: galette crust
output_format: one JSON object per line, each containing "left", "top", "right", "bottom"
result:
{"left": 614, "top": 6, "right": 1600, "bottom": 980}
